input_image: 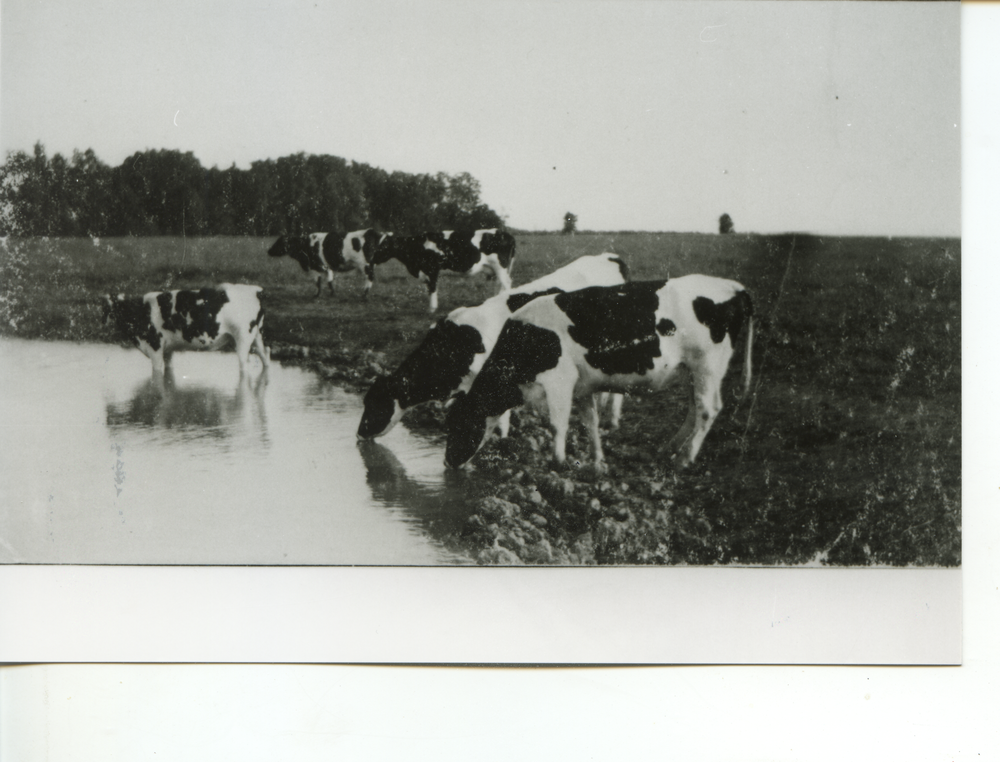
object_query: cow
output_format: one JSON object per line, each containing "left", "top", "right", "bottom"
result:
{"left": 444, "top": 275, "right": 754, "bottom": 473}
{"left": 372, "top": 228, "right": 516, "bottom": 312}
{"left": 267, "top": 229, "right": 385, "bottom": 298}
{"left": 357, "top": 253, "right": 629, "bottom": 441}
{"left": 101, "top": 283, "right": 270, "bottom": 376}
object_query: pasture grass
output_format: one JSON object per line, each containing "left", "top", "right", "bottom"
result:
{"left": 0, "top": 232, "right": 961, "bottom": 565}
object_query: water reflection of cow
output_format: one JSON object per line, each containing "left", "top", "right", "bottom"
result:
{"left": 356, "top": 440, "right": 471, "bottom": 535}
{"left": 106, "top": 365, "right": 269, "bottom": 440}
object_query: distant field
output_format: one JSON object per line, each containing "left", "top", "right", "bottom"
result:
{"left": 0, "top": 232, "right": 961, "bottom": 565}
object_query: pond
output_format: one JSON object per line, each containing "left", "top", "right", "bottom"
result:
{"left": 0, "top": 337, "right": 479, "bottom": 565}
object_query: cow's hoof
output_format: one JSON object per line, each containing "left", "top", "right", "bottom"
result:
{"left": 670, "top": 454, "right": 691, "bottom": 471}
{"left": 578, "top": 461, "right": 607, "bottom": 479}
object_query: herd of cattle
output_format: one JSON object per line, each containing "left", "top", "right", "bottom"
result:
{"left": 101, "top": 227, "right": 754, "bottom": 472}
{"left": 266, "top": 227, "right": 517, "bottom": 312}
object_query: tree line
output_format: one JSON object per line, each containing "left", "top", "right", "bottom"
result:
{"left": 0, "top": 142, "right": 504, "bottom": 238}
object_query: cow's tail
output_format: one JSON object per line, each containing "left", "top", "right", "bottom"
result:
{"left": 608, "top": 253, "right": 630, "bottom": 282}
{"left": 499, "top": 231, "right": 516, "bottom": 275}
{"left": 740, "top": 296, "right": 754, "bottom": 399}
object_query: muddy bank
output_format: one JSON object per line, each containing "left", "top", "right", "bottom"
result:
{"left": 413, "top": 405, "right": 701, "bottom": 565}
{"left": 443, "top": 406, "right": 693, "bottom": 566}
{"left": 269, "top": 341, "right": 683, "bottom": 565}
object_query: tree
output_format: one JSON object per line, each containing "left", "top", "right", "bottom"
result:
{"left": 0, "top": 149, "right": 35, "bottom": 235}
{"left": 0, "top": 145, "right": 505, "bottom": 238}
{"left": 68, "top": 149, "right": 113, "bottom": 236}
{"left": 246, "top": 159, "right": 281, "bottom": 235}
{"left": 719, "top": 213, "right": 734, "bottom": 234}
{"left": 562, "top": 212, "right": 577, "bottom": 235}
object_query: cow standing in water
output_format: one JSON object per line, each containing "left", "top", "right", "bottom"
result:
{"left": 445, "top": 276, "right": 754, "bottom": 473}
{"left": 357, "top": 253, "right": 629, "bottom": 440}
{"left": 372, "top": 229, "right": 516, "bottom": 312}
{"left": 101, "top": 283, "right": 270, "bottom": 376}
{"left": 268, "top": 229, "right": 385, "bottom": 298}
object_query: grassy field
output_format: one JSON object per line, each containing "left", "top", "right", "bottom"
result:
{"left": 0, "top": 232, "right": 961, "bottom": 565}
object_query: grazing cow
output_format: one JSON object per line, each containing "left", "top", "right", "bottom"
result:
{"left": 372, "top": 228, "right": 516, "bottom": 312}
{"left": 101, "top": 283, "right": 270, "bottom": 375}
{"left": 357, "top": 253, "right": 629, "bottom": 440}
{"left": 268, "top": 229, "right": 385, "bottom": 298}
{"left": 445, "top": 275, "right": 754, "bottom": 472}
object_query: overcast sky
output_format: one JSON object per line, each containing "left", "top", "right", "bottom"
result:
{"left": 1, "top": 0, "right": 960, "bottom": 236}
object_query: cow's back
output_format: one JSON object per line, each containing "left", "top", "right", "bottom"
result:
{"left": 150, "top": 283, "right": 262, "bottom": 351}
{"left": 509, "top": 252, "right": 627, "bottom": 301}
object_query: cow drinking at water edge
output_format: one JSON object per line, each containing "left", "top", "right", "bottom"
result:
{"left": 357, "top": 252, "right": 629, "bottom": 440}
{"left": 101, "top": 283, "right": 270, "bottom": 376}
{"left": 445, "top": 275, "right": 754, "bottom": 473}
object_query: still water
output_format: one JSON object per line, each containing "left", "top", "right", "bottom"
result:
{"left": 0, "top": 337, "right": 478, "bottom": 565}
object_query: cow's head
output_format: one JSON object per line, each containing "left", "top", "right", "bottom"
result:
{"left": 361, "top": 229, "right": 388, "bottom": 262}
{"left": 100, "top": 293, "right": 125, "bottom": 325}
{"left": 444, "top": 392, "right": 492, "bottom": 469}
{"left": 267, "top": 236, "right": 289, "bottom": 257}
{"left": 268, "top": 235, "right": 312, "bottom": 269}
{"left": 370, "top": 232, "right": 399, "bottom": 265}
{"left": 357, "top": 376, "right": 405, "bottom": 440}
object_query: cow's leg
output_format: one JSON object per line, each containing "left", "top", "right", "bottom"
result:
{"left": 426, "top": 274, "right": 440, "bottom": 313}
{"left": 147, "top": 362, "right": 171, "bottom": 395}
{"left": 233, "top": 332, "right": 254, "bottom": 378}
{"left": 538, "top": 369, "right": 576, "bottom": 466}
{"left": 252, "top": 329, "right": 270, "bottom": 369}
{"left": 314, "top": 275, "right": 323, "bottom": 298}
{"left": 163, "top": 365, "right": 178, "bottom": 391}
{"left": 363, "top": 263, "right": 375, "bottom": 299}
{"left": 610, "top": 393, "right": 623, "bottom": 429}
{"left": 598, "top": 392, "right": 623, "bottom": 430}
{"left": 582, "top": 394, "right": 607, "bottom": 473}
{"left": 161, "top": 343, "right": 179, "bottom": 373}
{"left": 666, "top": 389, "right": 698, "bottom": 455}
{"left": 497, "top": 409, "right": 511, "bottom": 438}
{"left": 495, "top": 264, "right": 513, "bottom": 292}
{"left": 676, "top": 370, "right": 725, "bottom": 468}
{"left": 326, "top": 269, "right": 335, "bottom": 296}
{"left": 149, "top": 349, "right": 167, "bottom": 376}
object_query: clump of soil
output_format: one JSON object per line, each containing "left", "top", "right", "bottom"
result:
{"left": 440, "top": 407, "right": 681, "bottom": 565}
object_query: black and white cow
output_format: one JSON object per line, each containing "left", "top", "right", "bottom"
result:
{"left": 445, "top": 275, "right": 754, "bottom": 472}
{"left": 101, "top": 283, "right": 270, "bottom": 375}
{"left": 267, "top": 229, "right": 385, "bottom": 298}
{"left": 372, "top": 228, "right": 516, "bottom": 312}
{"left": 357, "top": 253, "right": 630, "bottom": 440}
